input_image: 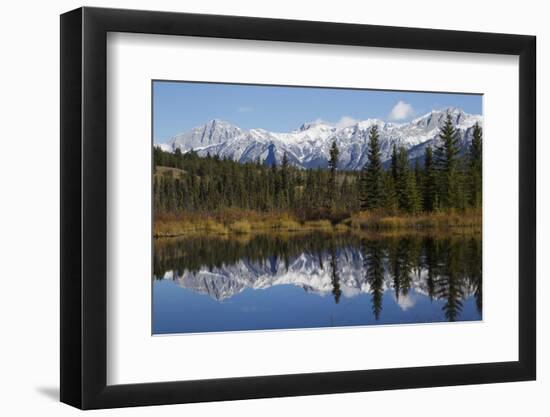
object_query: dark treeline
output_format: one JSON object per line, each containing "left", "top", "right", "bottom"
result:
{"left": 154, "top": 147, "right": 361, "bottom": 220}
{"left": 154, "top": 113, "right": 482, "bottom": 219}
{"left": 154, "top": 233, "right": 482, "bottom": 322}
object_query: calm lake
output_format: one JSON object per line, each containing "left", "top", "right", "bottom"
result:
{"left": 153, "top": 232, "right": 482, "bottom": 334}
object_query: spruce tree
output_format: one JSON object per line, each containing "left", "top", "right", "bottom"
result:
{"left": 423, "top": 146, "right": 437, "bottom": 212}
{"left": 391, "top": 146, "right": 421, "bottom": 214}
{"left": 405, "top": 170, "right": 421, "bottom": 214}
{"left": 328, "top": 141, "right": 340, "bottom": 206}
{"left": 280, "top": 152, "right": 290, "bottom": 207}
{"left": 340, "top": 176, "right": 354, "bottom": 210}
{"left": 434, "top": 112, "right": 461, "bottom": 209}
{"left": 390, "top": 143, "right": 398, "bottom": 181}
{"left": 468, "top": 122, "right": 482, "bottom": 208}
{"left": 395, "top": 146, "right": 409, "bottom": 211}
{"left": 270, "top": 161, "right": 281, "bottom": 208}
{"left": 382, "top": 171, "right": 398, "bottom": 213}
{"left": 303, "top": 169, "right": 315, "bottom": 210}
{"left": 329, "top": 140, "right": 339, "bottom": 174}
{"left": 414, "top": 159, "right": 422, "bottom": 190}
{"left": 360, "top": 125, "right": 383, "bottom": 210}
{"left": 413, "top": 159, "right": 424, "bottom": 211}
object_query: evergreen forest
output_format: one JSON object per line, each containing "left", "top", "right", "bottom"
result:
{"left": 153, "top": 113, "right": 482, "bottom": 234}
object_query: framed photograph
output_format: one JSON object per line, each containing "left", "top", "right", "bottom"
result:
{"left": 60, "top": 6, "right": 536, "bottom": 409}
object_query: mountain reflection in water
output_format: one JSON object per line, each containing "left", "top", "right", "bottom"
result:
{"left": 153, "top": 232, "right": 482, "bottom": 334}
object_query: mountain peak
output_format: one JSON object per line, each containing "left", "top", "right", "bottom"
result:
{"left": 434, "top": 107, "right": 466, "bottom": 119}
{"left": 204, "top": 118, "right": 237, "bottom": 128}
{"left": 164, "top": 107, "right": 481, "bottom": 169}
{"left": 169, "top": 119, "right": 243, "bottom": 152}
{"left": 412, "top": 107, "right": 464, "bottom": 122}
{"left": 296, "top": 120, "right": 333, "bottom": 132}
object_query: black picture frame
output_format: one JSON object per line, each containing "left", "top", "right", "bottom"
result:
{"left": 60, "top": 6, "right": 536, "bottom": 410}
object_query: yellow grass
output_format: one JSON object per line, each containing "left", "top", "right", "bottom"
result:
{"left": 348, "top": 208, "right": 482, "bottom": 232}
{"left": 303, "top": 219, "right": 333, "bottom": 229}
{"left": 228, "top": 220, "right": 252, "bottom": 234}
{"left": 271, "top": 216, "right": 302, "bottom": 231}
{"left": 154, "top": 208, "right": 482, "bottom": 238}
{"left": 154, "top": 218, "right": 228, "bottom": 237}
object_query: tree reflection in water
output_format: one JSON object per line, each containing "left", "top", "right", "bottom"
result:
{"left": 154, "top": 232, "right": 482, "bottom": 323}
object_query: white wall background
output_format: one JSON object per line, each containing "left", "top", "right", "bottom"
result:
{"left": 0, "top": 0, "right": 545, "bottom": 415}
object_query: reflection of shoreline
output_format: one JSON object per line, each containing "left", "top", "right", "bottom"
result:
{"left": 154, "top": 233, "right": 482, "bottom": 322}
{"left": 155, "top": 227, "right": 481, "bottom": 245}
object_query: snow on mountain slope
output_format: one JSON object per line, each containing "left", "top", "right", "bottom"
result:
{"left": 159, "top": 107, "right": 482, "bottom": 169}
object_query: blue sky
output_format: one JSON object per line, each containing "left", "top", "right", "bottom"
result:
{"left": 153, "top": 81, "right": 482, "bottom": 143}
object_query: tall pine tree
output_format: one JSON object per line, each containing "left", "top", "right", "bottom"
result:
{"left": 360, "top": 125, "right": 383, "bottom": 210}
{"left": 328, "top": 141, "right": 340, "bottom": 207}
{"left": 390, "top": 143, "right": 398, "bottom": 181}
{"left": 395, "top": 146, "right": 409, "bottom": 211}
{"left": 423, "top": 146, "right": 437, "bottom": 212}
{"left": 280, "top": 152, "right": 290, "bottom": 207}
{"left": 405, "top": 169, "right": 421, "bottom": 214}
{"left": 381, "top": 171, "right": 398, "bottom": 213}
{"left": 434, "top": 112, "right": 462, "bottom": 209}
{"left": 468, "top": 122, "right": 482, "bottom": 208}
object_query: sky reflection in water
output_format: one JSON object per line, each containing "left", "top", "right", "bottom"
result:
{"left": 153, "top": 233, "right": 482, "bottom": 334}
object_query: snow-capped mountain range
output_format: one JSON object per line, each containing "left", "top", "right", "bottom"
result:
{"left": 157, "top": 107, "right": 482, "bottom": 170}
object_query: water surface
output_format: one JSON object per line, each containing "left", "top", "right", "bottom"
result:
{"left": 153, "top": 232, "right": 482, "bottom": 334}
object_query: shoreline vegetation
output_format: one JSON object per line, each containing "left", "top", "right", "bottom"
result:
{"left": 153, "top": 208, "right": 481, "bottom": 238}
{"left": 154, "top": 113, "right": 482, "bottom": 238}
